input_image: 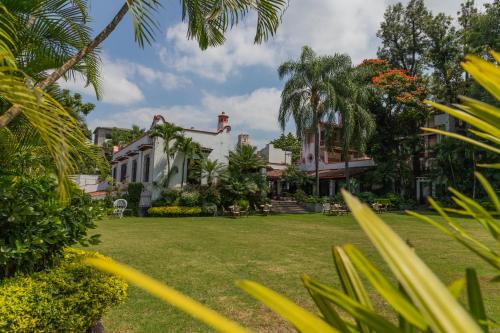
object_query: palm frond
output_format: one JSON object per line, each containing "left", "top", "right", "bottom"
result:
{"left": 181, "top": 0, "right": 287, "bottom": 50}
{"left": 0, "top": 4, "right": 106, "bottom": 198}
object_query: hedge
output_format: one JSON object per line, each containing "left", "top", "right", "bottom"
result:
{"left": 0, "top": 249, "right": 128, "bottom": 332}
{"left": 148, "top": 205, "right": 202, "bottom": 217}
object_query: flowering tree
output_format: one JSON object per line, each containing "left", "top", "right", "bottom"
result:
{"left": 358, "top": 59, "right": 429, "bottom": 197}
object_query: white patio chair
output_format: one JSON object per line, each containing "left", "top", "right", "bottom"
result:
{"left": 322, "top": 203, "right": 331, "bottom": 215}
{"left": 113, "top": 199, "right": 128, "bottom": 218}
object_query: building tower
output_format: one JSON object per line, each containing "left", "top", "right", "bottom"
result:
{"left": 217, "top": 112, "right": 229, "bottom": 132}
{"left": 238, "top": 134, "right": 250, "bottom": 147}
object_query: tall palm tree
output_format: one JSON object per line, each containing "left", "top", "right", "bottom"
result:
{"left": 174, "top": 136, "right": 201, "bottom": 189}
{"left": 336, "top": 84, "right": 375, "bottom": 192}
{"left": 149, "top": 122, "right": 184, "bottom": 186}
{"left": 201, "top": 159, "right": 225, "bottom": 186}
{"left": 278, "top": 46, "right": 352, "bottom": 196}
{"left": 0, "top": 0, "right": 288, "bottom": 128}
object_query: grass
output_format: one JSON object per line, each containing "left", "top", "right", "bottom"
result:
{"left": 87, "top": 213, "right": 500, "bottom": 332}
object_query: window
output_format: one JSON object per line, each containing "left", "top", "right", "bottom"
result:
{"left": 143, "top": 155, "right": 150, "bottom": 182}
{"left": 120, "top": 164, "right": 127, "bottom": 182}
{"left": 132, "top": 160, "right": 137, "bottom": 182}
{"left": 112, "top": 167, "right": 117, "bottom": 180}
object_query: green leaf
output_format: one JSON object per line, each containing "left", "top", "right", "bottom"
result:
{"left": 408, "top": 203, "right": 500, "bottom": 270}
{"left": 333, "top": 246, "right": 373, "bottom": 333}
{"left": 421, "top": 128, "right": 500, "bottom": 154}
{"left": 302, "top": 275, "right": 403, "bottom": 333}
{"left": 306, "top": 288, "right": 351, "bottom": 332}
{"left": 474, "top": 172, "right": 500, "bottom": 214}
{"left": 466, "top": 268, "right": 488, "bottom": 332}
{"left": 342, "top": 190, "right": 483, "bottom": 333}
{"left": 237, "top": 279, "right": 340, "bottom": 333}
{"left": 344, "top": 244, "right": 427, "bottom": 331}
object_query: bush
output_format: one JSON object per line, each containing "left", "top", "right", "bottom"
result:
{"left": 200, "top": 186, "right": 221, "bottom": 206}
{"left": 237, "top": 199, "right": 250, "bottom": 210}
{"left": 147, "top": 206, "right": 202, "bottom": 217}
{"left": 202, "top": 203, "right": 218, "bottom": 216}
{"left": 126, "top": 182, "right": 143, "bottom": 216}
{"left": 0, "top": 248, "right": 127, "bottom": 332}
{"left": 0, "top": 175, "right": 102, "bottom": 278}
{"left": 331, "top": 193, "right": 345, "bottom": 204}
{"left": 178, "top": 191, "right": 200, "bottom": 207}
{"left": 357, "top": 191, "right": 376, "bottom": 204}
{"left": 385, "top": 192, "right": 403, "bottom": 208}
{"left": 160, "top": 189, "right": 181, "bottom": 205}
{"left": 293, "top": 189, "right": 307, "bottom": 203}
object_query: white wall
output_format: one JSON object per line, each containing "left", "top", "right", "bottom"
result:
{"left": 112, "top": 128, "right": 232, "bottom": 205}
{"left": 70, "top": 174, "right": 100, "bottom": 193}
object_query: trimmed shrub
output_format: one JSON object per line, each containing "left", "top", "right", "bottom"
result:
{"left": 178, "top": 191, "right": 200, "bottom": 207}
{"left": 147, "top": 206, "right": 202, "bottom": 217}
{"left": 0, "top": 175, "right": 102, "bottom": 278}
{"left": 126, "top": 182, "right": 143, "bottom": 216}
{"left": 0, "top": 248, "right": 127, "bottom": 332}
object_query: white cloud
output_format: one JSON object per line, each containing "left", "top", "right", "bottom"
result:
{"left": 136, "top": 64, "right": 191, "bottom": 90}
{"left": 89, "top": 87, "right": 281, "bottom": 142}
{"left": 201, "top": 88, "right": 281, "bottom": 132}
{"left": 61, "top": 55, "right": 144, "bottom": 105}
{"left": 60, "top": 55, "right": 190, "bottom": 106}
{"left": 161, "top": 0, "right": 387, "bottom": 82}
{"left": 163, "top": 23, "right": 278, "bottom": 82}
{"left": 160, "top": 0, "right": 495, "bottom": 83}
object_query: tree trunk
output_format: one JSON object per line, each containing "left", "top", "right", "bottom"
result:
{"left": 345, "top": 153, "right": 350, "bottom": 192}
{"left": 88, "top": 319, "right": 105, "bottom": 333}
{"left": 314, "top": 124, "right": 320, "bottom": 197}
{"left": 181, "top": 156, "right": 186, "bottom": 189}
{"left": 0, "top": 1, "right": 131, "bottom": 128}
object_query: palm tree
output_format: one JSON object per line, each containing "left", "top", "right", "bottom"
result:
{"left": 228, "top": 145, "right": 266, "bottom": 173}
{"left": 278, "top": 46, "right": 352, "bottom": 196}
{"left": 0, "top": 5, "right": 106, "bottom": 198}
{"left": 0, "top": 0, "right": 288, "bottom": 128}
{"left": 329, "top": 68, "right": 375, "bottom": 192}
{"left": 201, "top": 159, "right": 225, "bottom": 186}
{"left": 174, "top": 136, "right": 201, "bottom": 189}
{"left": 149, "top": 122, "right": 184, "bottom": 186}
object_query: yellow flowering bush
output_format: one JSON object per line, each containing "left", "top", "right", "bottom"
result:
{"left": 0, "top": 249, "right": 127, "bottom": 332}
{"left": 148, "top": 205, "right": 202, "bottom": 217}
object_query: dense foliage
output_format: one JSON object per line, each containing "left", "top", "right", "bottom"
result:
{"left": 219, "top": 144, "right": 267, "bottom": 206}
{"left": 124, "top": 182, "right": 144, "bottom": 216}
{"left": 0, "top": 175, "right": 101, "bottom": 278}
{"left": 430, "top": 137, "right": 500, "bottom": 200}
{"left": 0, "top": 249, "right": 127, "bottom": 332}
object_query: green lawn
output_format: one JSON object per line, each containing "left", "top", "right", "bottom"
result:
{"left": 87, "top": 213, "right": 500, "bottom": 332}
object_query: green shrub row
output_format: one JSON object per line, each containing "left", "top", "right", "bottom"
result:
{"left": 148, "top": 205, "right": 202, "bottom": 217}
{"left": 0, "top": 248, "right": 127, "bottom": 332}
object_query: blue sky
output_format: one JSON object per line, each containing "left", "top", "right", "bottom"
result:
{"left": 64, "top": 0, "right": 491, "bottom": 149}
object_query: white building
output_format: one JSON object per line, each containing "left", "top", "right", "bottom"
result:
{"left": 111, "top": 113, "right": 232, "bottom": 208}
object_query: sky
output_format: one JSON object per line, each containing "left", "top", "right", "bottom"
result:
{"left": 64, "top": 0, "right": 492, "bottom": 149}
